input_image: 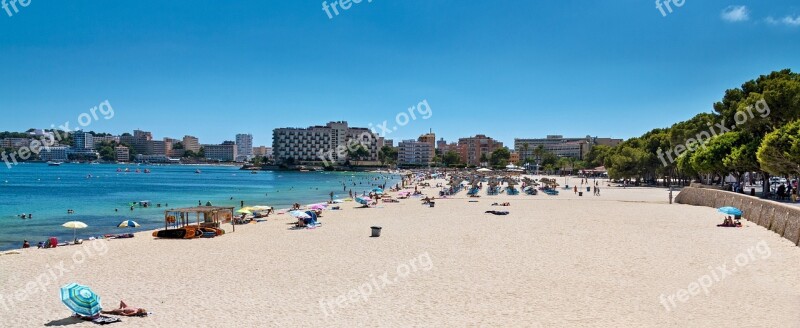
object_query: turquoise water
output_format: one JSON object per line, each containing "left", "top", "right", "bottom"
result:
{"left": 0, "top": 163, "right": 399, "bottom": 251}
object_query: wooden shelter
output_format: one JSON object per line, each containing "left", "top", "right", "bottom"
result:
{"left": 163, "top": 206, "right": 236, "bottom": 232}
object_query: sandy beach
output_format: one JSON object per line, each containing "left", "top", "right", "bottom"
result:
{"left": 1, "top": 176, "right": 799, "bottom": 327}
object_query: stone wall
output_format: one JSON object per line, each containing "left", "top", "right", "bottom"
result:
{"left": 675, "top": 187, "right": 800, "bottom": 246}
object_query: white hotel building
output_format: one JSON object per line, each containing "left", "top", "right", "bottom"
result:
{"left": 235, "top": 133, "right": 253, "bottom": 162}
{"left": 397, "top": 140, "right": 433, "bottom": 166}
{"left": 272, "top": 121, "right": 383, "bottom": 166}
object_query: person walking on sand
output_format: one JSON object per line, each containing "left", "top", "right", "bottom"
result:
{"left": 574, "top": 186, "right": 578, "bottom": 194}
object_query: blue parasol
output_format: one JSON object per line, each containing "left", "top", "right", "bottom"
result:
{"left": 60, "top": 283, "right": 102, "bottom": 317}
{"left": 718, "top": 207, "right": 743, "bottom": 216}
{"left": 356, "top": 197, "right": 370, "bottom": 205}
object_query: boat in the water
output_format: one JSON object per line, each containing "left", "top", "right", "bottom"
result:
{"left": 46, "top": 161, "right": 62, "bottom": 166}
{"left": 195, "top": 169, "right": 202, "bottom": 174}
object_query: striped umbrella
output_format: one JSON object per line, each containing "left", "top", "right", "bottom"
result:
{"left": 60, "top": 283, "right": 102, "bottom": 317}
{"left": 117, "top": 220, "right": 140, "bottom": 228}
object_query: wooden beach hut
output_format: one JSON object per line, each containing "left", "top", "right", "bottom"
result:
{"left": 162, "top": 206, "right": 236, "bottom": 233}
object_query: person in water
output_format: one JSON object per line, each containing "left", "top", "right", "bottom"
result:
{"left": 22, "top": 240, "right": 30, "bottom": 248}
{"left": 101, "top": 301, "right": 148, "bottom": 317}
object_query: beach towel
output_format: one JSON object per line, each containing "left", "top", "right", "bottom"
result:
{"left": 485, "top": 211, "right": 509, "bottom": 215}
{"left": 74, "top": 315, "right": 121, "bottom": 325}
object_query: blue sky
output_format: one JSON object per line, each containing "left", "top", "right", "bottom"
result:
{"left": 1, "top": 1, "right": 798, "bottom": 147}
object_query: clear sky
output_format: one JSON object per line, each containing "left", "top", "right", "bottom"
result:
{"left": 1, "top": 0, "right": 798, "bottom": 147}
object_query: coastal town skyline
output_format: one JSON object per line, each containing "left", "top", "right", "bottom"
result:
{"left": 2, "top": 2, "right": 799, "bottom": 148}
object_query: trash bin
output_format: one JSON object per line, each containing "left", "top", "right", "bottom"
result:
{"left": 370, "top": 226, "right": 382, "bottom": 237}
{"left": 579, "top": 192, "right": 583, "bottom": 197}
{"left": 586, "top": 187, "right": 591, "bottom": 192}
{"left": 429, "top": 202, "right": 435, "bottom": 208}
{"left": 750, "top": 188, "right": 756, "bottom": 196}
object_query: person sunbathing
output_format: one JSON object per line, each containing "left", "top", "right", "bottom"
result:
{"left": 717, "top": 216, "right": 741, "bottom": 227}
{"left": 101, "top": 301, "right": 148, "bottom": 317}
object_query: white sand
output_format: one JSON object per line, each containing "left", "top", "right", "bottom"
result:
{"left": 1, "top": 176, "right": 799, "bottom": 327}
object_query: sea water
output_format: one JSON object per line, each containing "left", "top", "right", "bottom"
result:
{"left": 0, "top": 163, "right": 400, "bottom": 250}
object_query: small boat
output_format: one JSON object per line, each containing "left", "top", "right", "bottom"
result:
{"left": 47, "top": 161, "right": 62, "bottom": 166}
{"left": 144, "top": 169, "right": 151, "bottom": 174}
{"left": 116, "top": 168, "right": 122, "bottom": 172}
{"left": 124, "top": 168, "right": 130, "bottom": 172}
{"left": 195, "top": 169, "right": 202, "bottom": 174}
{"left": 250, "top": 171, "right": 258, "bottom": 174}
{"left": 135, "top": 169, "right": 140, "bottom": 173}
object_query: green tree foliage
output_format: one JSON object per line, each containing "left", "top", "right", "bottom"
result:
{"left": 586, "top": 145, "right": 612, "bottom": 168}
{"left": 489, "top": 148, "right": 511, "bottom": 167}
{"left": 597, "top": 69, "right": 800, "bottom": 187}
{"left": 346, "top": 144, "right": 370, "bottom": 166}
{"left": 757, "top": 119, "right": 800, "bottom": 176}
{"left": 378, "top": 146, "right": 398, "bottom": 166}
{"left": 442, "top": 150, "right": 461, "bottom": 166}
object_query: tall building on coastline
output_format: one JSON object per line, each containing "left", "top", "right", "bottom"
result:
{"left": 398, "top": 139, "right": 434, "bottom": 166}
{"left": 272, "top": 121, "right": 383, "bottom": 166}
{"left": 119, "top": 130, "right": 152, "bottom": 155}
{"left": 203, "top": 141, "right": 237, "bottom": 162}
{"left": 514, "top": 135, "right": 623, "bottom": 161}
{"left": 182, "top": 135, "right": 200, "bottom": 153}
{"left": 73, "top": 132, "right": 93, "bottom": 150}
{"left": 417, "top": 131, "right": 436, "bottom": 161}
{"left": 253, "top": 146, "right": 272, "bottom": 159}
{"left": 457, "top": 135, "right": 504, "bottom": 166}
{"left": 235, "top": 133, "right": 254, "bottom": 162}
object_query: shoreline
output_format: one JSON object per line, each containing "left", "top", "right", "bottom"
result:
{"left": 0, "top": 169, "right": 403, "bottom": 252}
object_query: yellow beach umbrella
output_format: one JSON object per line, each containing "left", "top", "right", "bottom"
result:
{"left": 62, "top": 221, "right": 88, "bottom": 242}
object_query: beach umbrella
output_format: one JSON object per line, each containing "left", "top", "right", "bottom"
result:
{"left": 288, "top": 210, "right": 311, "bottom": 219}
{"left": 355, "top": 197, "right": 370, "bottom": 205}
{"left": 332, "top": 199, "right": 345, "bottom": 204}
{"left": 718, "top": 207, "right": 742, "bottom": 216}
{"left": 371, "top": 188, "right": 384, "bottom": 194}
{"left": 117, "top": 220, "right": 140, "bottom": 228}
{"left": 60, "top": 283, "right": 102, "bottom": 317}
{"left": 250, "top": 206, "right": 272, "bottom": 210}
{"left": 62, "top": 221, "right": 88, "bottom": 242}
{"left": 308, "top": 204, "right": 327, "bottom": 211}
{"left": 236, "top": 209, "right": 252, "bottom": 214}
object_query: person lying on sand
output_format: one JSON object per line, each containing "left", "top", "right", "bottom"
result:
{"left": 717, "top": 216, "right": 742, "bottom": 227}
{"left": 101, "top": 301, "right": 148, "bottom": 317}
